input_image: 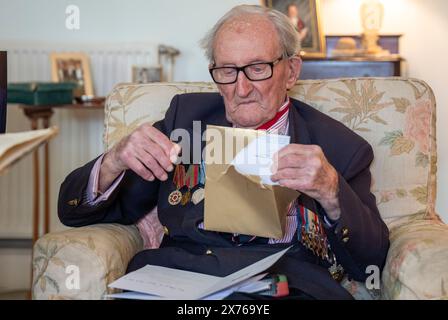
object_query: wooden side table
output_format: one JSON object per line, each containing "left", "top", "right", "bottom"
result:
{"left": 18, "top": 100, "right": 104, "bottom": 245}
{"left": 301, "top": 56, "right": 403, "bottom": 79}
{"left": 17, "top": 100, "right": 103, "bottom": 300}
{"left": 300, "top": 34, "right": 405, "bottom": 79}
{"left": 19, "top": 106, "right": 53, "bottom": 245}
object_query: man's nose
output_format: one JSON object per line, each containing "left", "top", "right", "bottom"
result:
{"left": 235, "top": 70, "right": 253, "bottom": 97}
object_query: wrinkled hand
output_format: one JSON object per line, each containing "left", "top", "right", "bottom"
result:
{"left": 101, "top": 123, "right": 181, "bottom": 185}
{"left": 271, "top": 144, "right": 341, "bottom": 221}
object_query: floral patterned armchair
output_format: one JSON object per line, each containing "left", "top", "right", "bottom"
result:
{"left": 32, "top": 78, "right": 448, "bottom": 300}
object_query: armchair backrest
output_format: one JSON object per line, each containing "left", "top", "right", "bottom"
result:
{"left": 104, "top": 78, "right": 438, "bottom": 227}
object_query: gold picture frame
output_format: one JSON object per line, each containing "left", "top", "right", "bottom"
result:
{"left": 261, "top": 0, "right": 326, "bottom": 58}
{"left": 50, "top": 52, "right": 94, "bottom": 97}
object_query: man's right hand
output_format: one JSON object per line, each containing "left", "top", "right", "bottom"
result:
{"left": 98, "top": 123, "right": 181, "bottom": 193}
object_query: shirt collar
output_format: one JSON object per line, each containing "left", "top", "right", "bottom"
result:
{"left": 257, "top": 97, "right": 290, "bottom": 135}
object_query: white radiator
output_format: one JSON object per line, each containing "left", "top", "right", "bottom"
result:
{"left": 4, "top": 41, "right": 159, "bottom": 96}
{"left": 0, "top": 42, "right": 159, "bottom": 238}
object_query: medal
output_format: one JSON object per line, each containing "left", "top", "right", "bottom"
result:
{"left": 168, "top": 190, "right": 182, "bottom": 205}
{"left": 199, "top": 161, "right": 206, "bottom": 185}
{"left": 181, "top": 164, "right": 200, "bottom": 205}
{"left": 173, "top": 165, "right": 186, "bottom": 189}
{"left": 315, "top": 235, "right": 322, "bottom": 257}
{"left": 329, "top": 261, "right": 344, "bottom": 282}
{"left": 304, "top": 208, "right": 312, "bottom": 250}
{"left": 296, "top": 205, "right": 331, "bottom": 261}
{"left": 169, "top": 164, "right": 204, "bottom": 206}
{"left": 185, "top": 164, "right": 199, "bottom": 187}
{"left": 192, "top": 187, "right": 205, "bottom": 205}
{"left": 313, "top": 211, "right": 329, "bottom": 261}
{"left": 168, "top": 165, "right": 186, "bottom": 206}
{"left": 181, "top": 189, "right": 191, "bottom": 206}
{"left": 309, "top": 212, "right": 317, "bottom": 255}
{"left": 311, "top": 213, "right": 320, "bottom": 258}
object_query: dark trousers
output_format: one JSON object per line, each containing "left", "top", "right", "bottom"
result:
{"left": 126, "top": 238, "right": 353, "bottom": 300}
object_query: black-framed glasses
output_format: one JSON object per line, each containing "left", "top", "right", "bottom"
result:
{"left": 209, "top": 56, "right": 283, "bottom": 85}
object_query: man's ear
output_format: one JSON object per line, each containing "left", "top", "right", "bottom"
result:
{"left": 286, "top": 55, "right": 302, "bottom": 90}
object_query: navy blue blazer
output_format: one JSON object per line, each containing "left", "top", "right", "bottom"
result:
{"left": 58, "top": 93, "right": 389, "bottom": 299}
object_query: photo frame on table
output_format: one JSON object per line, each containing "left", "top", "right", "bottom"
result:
{"left": 50, "top": 52, "right": 94, "bottom": 97}
{"left": 132, "top": 65, "right": 163, "bottom": 83}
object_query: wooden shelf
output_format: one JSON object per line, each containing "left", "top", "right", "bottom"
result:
{"left": 300, "top": 35, "right": 404, "bottom": 79}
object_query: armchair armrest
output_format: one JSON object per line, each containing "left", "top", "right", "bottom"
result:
{"left": 32, "top": 224, "right": 143, "bottom": 300}
{"left": 382, "top": 219, "right": 448, "bottom": 299}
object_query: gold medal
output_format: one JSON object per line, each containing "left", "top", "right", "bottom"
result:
{"left": 316, "top": 236, "right": 324, "bottom": 259}
{"left": 168, "top": 190, "right": 182, "bottom": 205}
{"left": 310, "top": 234, "right": 317, "bottom": 255}
{"left": 168, "top": 164, "right": 186, "bottom": 206}
{"left": 329, "top": 262, "right": 344, "bottom": 282}
{"left": 181, "top": 189, "right": 191, "bottom": 206}
{"left": 191, "top": 188, "right": 205, "bottom": 205}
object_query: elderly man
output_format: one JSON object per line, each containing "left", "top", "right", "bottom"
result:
{"left": 58, "top": 5, "right": 389, "bottom": 300}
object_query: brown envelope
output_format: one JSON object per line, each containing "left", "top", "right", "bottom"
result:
{"left": 203, "top": 125, "right": 299, "bottom": 239}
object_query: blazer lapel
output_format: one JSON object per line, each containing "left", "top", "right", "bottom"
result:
{"left": 288, "top": 98, "right": 312, "bottom": 146}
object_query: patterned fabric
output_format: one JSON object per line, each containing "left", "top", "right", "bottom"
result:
{"left": 32, "top": 224, "right": 142, "bottom": 300}
{"left": 33, "top": 78, "right": 447, "bottom": 300}
{"left": 382, "top": 220, "right": 448, "bottom": 299}
{"left": 289, "top": 78, "right": 439, "bottom": 227}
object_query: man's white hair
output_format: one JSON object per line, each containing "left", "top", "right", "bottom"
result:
{"left": 200, "top": 5, "right": 301, "bottom": 63}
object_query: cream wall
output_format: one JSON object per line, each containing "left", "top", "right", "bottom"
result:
{"left": 0, "top": 0, "right": 260, "bottom": 82}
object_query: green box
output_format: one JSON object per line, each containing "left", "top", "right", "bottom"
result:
{"left": 7, "top": 82, "right": 77, "bottom": 106}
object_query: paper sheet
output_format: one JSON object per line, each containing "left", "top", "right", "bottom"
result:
{"left": 108, "top": 246, "right": 291, "bottom": 300}
{"left": 202, "top": 273, "right": 269, "bottom": 300}
{"left": 106, "top": 273, "right": 270, "bottom": 300}
{"left": 0, "top": 127, "right": 59, "bottom": 174}
{"left": 109, "top": 265, "right": 219, "bottom": 299}
{"left": 231, "top": 133, "right": 290, "bottom": 185}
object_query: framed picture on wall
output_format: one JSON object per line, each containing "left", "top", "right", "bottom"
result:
{"left": 262, "top": 0, "right": 326, "bottom": 58}
{"left": 50, "top": 52, "right": 94, "bottom": 98}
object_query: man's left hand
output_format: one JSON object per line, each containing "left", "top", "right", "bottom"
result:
{"left": 271, "top": 144, "right": 341, "bottom": 221}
